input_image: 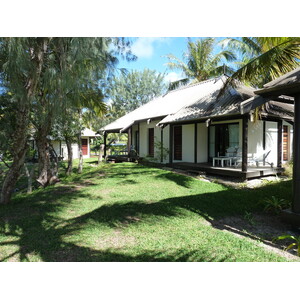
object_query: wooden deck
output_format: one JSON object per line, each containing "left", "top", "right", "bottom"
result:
{"left": 167, "top": 162, "right": 284, "bottom": 180}
{"left": 106, "top": 154, "right": 138, "bottom": 163}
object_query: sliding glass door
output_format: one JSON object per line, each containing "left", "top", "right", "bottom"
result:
{"left": 209, "top": 123, "right": 239, "bottom": 159}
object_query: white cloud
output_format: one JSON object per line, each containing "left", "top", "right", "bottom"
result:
{"left": 131, "top": 37, "right": 168, "bottom": 59}
{"left": 164, "top": 72, "right": 184, "bottom": 83}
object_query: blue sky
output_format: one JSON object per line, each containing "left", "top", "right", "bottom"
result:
{"left": 117, "top": 37, "right": 226, "bottom": 83}
{"left": 118, "top": 37, "right": 189, "bottom": 83}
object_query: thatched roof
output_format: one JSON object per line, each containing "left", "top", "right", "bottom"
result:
{"left": 102, "top": 76, "right": 237, "bottom": 132}
{"left": 158, "top": 80, "right": 255, "bottom": 124}
{"left": 102, "top": 75, "right": 294, "bottom": 132}
{"left": 256, "top": 67, "right": 300, "bottom": 97}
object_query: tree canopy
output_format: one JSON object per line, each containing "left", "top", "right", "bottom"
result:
{"left": 220, "top": 37, "right": 300, "bottom": 90}
{"left": 108, "top": 68, "right": 167, "bottom": 119}
{"left": 165, "top": 37, "right": 236, "bottom": 89}
{"left": 0, "top": 37, "right": 133, "bottom": 203}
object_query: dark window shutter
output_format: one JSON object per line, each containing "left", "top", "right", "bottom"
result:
{"left": 173, "top": 126, "right": 182, "bottom": 160}
{"left": 148, "top": 128, "right": 154, "bottom": 157}
{"left": 283, "top": 125, "right": 289, "bottom": 161}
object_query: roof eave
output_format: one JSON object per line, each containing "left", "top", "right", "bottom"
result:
{"left": 255, "top": 82, "right": 300, "bottom": 97}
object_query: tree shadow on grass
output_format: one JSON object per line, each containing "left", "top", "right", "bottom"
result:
{"left": 0, "top": 174, "right": 294, "bottom": 262}
{"left": 154, "top": 172, "right": 194, "bottom": 188}
{"left": 63, "top": 179, "right": 295, "bottom": 259}
{"left": 0, "top": 180, "right": 227, "bottom": 262}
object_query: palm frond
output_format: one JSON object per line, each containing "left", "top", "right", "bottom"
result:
{"left": 219, "top": 37, "right": 300, "bottom": 96}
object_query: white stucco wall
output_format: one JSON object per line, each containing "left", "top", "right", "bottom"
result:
{"left": 265, "top": 121, "right": 278, "bottom": 166}
{"left": 180, "top": 124, "right": 194, "bottom": 163}
{"left": 197, "top": 123, "right": 208, "bottom": 163}
{"left": 139, "top": 119, "right": 161, "bottom": 161}
{"left": 248, "top": 120, "right": 264, "bottom": 160}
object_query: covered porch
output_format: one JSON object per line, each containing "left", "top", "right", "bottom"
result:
{"left": 167, "top": 162, "right": 284, "bottom": 180}
{"left": 167, "top": 114, "right": 290, "bottom": 174}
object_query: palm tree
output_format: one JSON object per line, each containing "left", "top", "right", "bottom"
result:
{"left": 220, "top": 37, "right": 300, "bottom": 90}
{"left": 165, "top": 37, "right": 237, "bottom": 89}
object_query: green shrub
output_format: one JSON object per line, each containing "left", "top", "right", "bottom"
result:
{"left": 243, "top": 211, "right": 256, "bottom": 226}
{"left": 261, "top": 196, "right": 290, "bottom": 214}
{"left": 275, "top": 235, "right": 300, "bottom": 256}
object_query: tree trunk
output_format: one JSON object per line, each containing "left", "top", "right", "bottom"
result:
{"left": 98, "top": 144, "right": 104, "bottom": 164}
{"left": 0, "top": 133, "right": 29, "bottom": 204}
{"left": 65, "top": 137, "right": 73, "bottom": 175}
{"left": 36, "top": 130, "right": 59, "bottom": 187}
{"left": 0, "top": 38, "right": 50, "bottom": 204}
{"left": 24, "top": 162, "right": 35, "bottom": 194}
{"left": 35, "top": 128, "right": 51, "bottom": 187}
{"left": 49, "top": 144, "right": 59, "bottom": 178}
{"left": 78, "top": 133, "right": 83, "bottom": 173}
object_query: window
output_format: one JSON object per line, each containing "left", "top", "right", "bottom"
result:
{"left": 209, "top": 123, "right": 239, "bottom": 158}
{"left": 173, "top": 125, "right": 182, "bottom": 160}
{"left": 228, "top": 124, "right": 239, "bottom": 148}
{"left": 283, "top": 125, "right": 289, "bottom": 161}
{"left": 135, "top": 130, "right": 139, "bottom": 152}
{"left": 148, "top": 128, "right": 154, "bottom": 157}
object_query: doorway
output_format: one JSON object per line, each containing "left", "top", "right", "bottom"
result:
{"left": 81, "top": 138, "right": 88, "bottom": 156}
{"left": 209, "top": 123, "right": 239, "bottom": 158}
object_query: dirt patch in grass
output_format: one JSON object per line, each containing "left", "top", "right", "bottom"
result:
{"left": 100, "top": 189, "right": 113, "bottom": 196}
{"left": 75, "top": 180, "right": 97, "bottom": 187}
{"left": 121, "top": 215, "right": 141, "bottom": 226}
{"left": 52, "top": 185, "right": 81, "bottom": 194}
{"left": 96, "top": 230, "right": 136, "bottom": 250}
{"left": 211, "top": 213, "right": 300, "bottom": 260}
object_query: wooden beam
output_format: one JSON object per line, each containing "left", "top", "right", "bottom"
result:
{"left": 292, "top": 94, "right": 300, "bottom": 213}
{"left": 161, "top": 128, "right": 163, "bottom": 163}
{"left": 262, "top": 121, "right": 266, "bottom": 166}
{"left": 277, "top": 120, "right": 283, "bottom": 168}
{"left": 194, "top": 122, "right": 198, "bottom": 163}
{"left": 127, "top": 127, "right": 132, "bottom": 158}
{"left": 169, "top": 124, "right": 173, "bottom": 164}
{"left": 242, "top": 116, "right": 248, "bottom": 172}
{"left": 207, "top": 125, "right": 210, "bottom": 163}
{"left": 104, "top": 131, "right": 107, "bottom": 158}
{"left": 137, "top": 122, "right": 140, "bottom": 153}
{"left": 263, "top": 121, "right": 266, "bottom": 151}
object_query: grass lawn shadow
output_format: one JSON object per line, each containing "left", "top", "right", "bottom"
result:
{"left": 0, "top": 162, "right": 297, "bottom": 262}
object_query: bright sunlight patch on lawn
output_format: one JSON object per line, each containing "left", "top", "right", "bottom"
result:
{"left": 0, "top": 159, "right": 296, "bottom": 262}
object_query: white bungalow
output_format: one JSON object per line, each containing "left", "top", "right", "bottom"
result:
{"left": 102, "top": 76, "right": 294, "bottom": 179}
{"left": 52, "top": 128, "right": 98, "bottom": 160}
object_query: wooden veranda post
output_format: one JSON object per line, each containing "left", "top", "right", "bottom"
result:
{"left": 169, "top": 124, "right": 173, "bottom": 164}
{"left": 293, "top": 94, "right": 300, "bottom": 213}
{"left": 277, "top": 120, "right": 283, "bottom": 168}
{"left": 127, "top": 127, "right": 132, "bottom": 159}
{"left": 194, "top": 122, "right": 198, "bottom": 163}
{"left": 104, "top": 131, "right": 107, "bottom": 158}
{"left": 242, "top": 116, "right": 248, "bottom": 172}
{"left": 161, "top": 127, "right": 163, "bottom": 163}
{"left": 137, "top": 123, "right": 140, "bottom": 154}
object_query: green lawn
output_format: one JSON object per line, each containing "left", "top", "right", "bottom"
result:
{"left": 0, "top": 159, "right": 297, "bottom": 262}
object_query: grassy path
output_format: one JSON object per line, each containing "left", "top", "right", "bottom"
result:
{"left": 0, "top": 159, "right": 297, "bottom": 261}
